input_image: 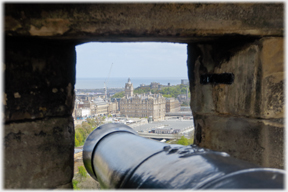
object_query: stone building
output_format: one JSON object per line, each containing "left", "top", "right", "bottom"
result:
{"left": 73, "top": 99, "right": 91, "bottom": 118}
{"left": 108, "top": 102, "right": 118, "bottom": 114}
{"left": 74, "top": 108, "right": 91, "bottom": 118}
{"left": 181, "top": 79, "right": 189, "bottom": 85}
{"left": 120, "top": 79, "right": 166, "bottom": 121}
{"left": 90, "top": 97, "right": 118, "bottom": 116}
{"left": 177, "top": 86, "right": 190, "bottom": 105}
{"left": 150, "top": 82, "right": 160, "bottom": 89}
{"left": 166, "top": 98, "right": 181, "bottom": 112}
{"left": 77, "top": 95, "right": 101, "bottom": 102}
{"left": 90, "top": 97, "right": 109, "bottom": 116}
{"left": 125, "top": 78, "right": 134, "bottom": 97}
{"left": 73, "top": 97, "right": 118, "bottom": 118}
{"left": 78, "top": 100, "right": 91, "bottom": 109}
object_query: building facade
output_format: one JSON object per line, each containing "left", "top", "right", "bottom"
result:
{"left": 108, "top": 102, "right": 118, "bottom": 114}
{"left": 166, "top": 97, "right": 181, "bottom": 112}
{"left": 181, "top": 79, "right": 189, "bottom": 85}
{"left": 120, "top": 79, "right": 166, "bottom": 121}
{"left": 125, "top": 78, "right": 134, "bottom": 97}
{"left": 91, "top": 97, "right": 109, "bottom": 116}
{"left": 73, "top": 96, "right": 118, "bottom": 118}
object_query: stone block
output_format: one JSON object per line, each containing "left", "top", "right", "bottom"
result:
{"left": 260, "top": 38, "right": 284, "bottom": 119}
{"left": 4, "top": 4, "right": 283, "bottom": 41}
{"left": 4, "top": 116, "right": 74, "bottom": 189}
{"left": 212, "top": 43, "right": 261, "bottom": 117}
{"left": 261, "top": 38, "right": 284, "bottom": 78}
{"left": 188, "top": 44, "right": 215, "bottom": 114}
{"left": 194, "top": 114, "right": 283, "bottom": 169}
{"left": 53, "top": 182, "right": 73, "bottom": 189}
{"left": 189, "top": 41, "right": 261, "bottom": 117}
{"left": 189, "top": 37, "right": 284, "bottom": 120}
{"left": 261, "top": 120, "right": 284, "bottom": 168}
{"left": 4, "top": 38, "right": 76, "bottom": 123}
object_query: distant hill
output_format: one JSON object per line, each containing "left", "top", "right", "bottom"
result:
{"left": 134, "top": 84, "right": 190, "bottom": 98}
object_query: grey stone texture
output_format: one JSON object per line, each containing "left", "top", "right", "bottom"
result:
{"left": 4, "top": 35, "right": 76, "bottom": 189}
{"left": 4, "top": 117, "right": 75, "bottom": 189}
{"left": 5, "top": 38, "right": 76, "bottom": 123}
{"left": 5, "top": 3, "right": 283, "bottom": 42}
{"left": 193, "top": 114, "right": 283, "bottom": 169}
{"left": 53, "top": 182, "right": 73, "bottom": 189}
{"left": 189, "top": 37, "right": 284, "bottom": 169}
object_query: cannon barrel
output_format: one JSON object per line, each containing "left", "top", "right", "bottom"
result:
{"left": 83, "top": 123, "right": 284, "bottom": 189}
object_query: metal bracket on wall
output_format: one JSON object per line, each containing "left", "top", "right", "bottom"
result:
{"left": 200, "top": 73, "right": 234, "bottom": 85}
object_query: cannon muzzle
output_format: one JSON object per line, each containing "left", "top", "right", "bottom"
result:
{"left": 83, "top": 123, "right": 284, "bottom": 189}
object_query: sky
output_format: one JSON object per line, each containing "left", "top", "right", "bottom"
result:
{"left": 75, "top": 42, "right": 188, "bottom": 79}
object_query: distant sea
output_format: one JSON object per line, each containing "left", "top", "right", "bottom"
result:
{"left": 75, "top": 77, "right": 187, "bottom": 89}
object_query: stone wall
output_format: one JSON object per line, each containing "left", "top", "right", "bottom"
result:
{"left": 4, "top": 3, "right": 284, "bottom": 189}
{"left": 188, "top": 37, "right": 284, "bottom": 169}
{"left": 5, "top": 117, "right": 74, "bottom": 188}
{"left": 4, "top": 37, "right": 76, "bottom": 188}
{"left": 5, "top": 3, "right": 283, "bottom": 42}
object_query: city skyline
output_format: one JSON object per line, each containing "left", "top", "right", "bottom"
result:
{"left": 75, "top": 77, "right": 186, "bottom": 89}
{"left": 76, "top": 42, "right": 188, "bottom": 79}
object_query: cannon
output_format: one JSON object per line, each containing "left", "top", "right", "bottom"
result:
{"left": 83, "top": 123, "right": 284, "bottom": 189}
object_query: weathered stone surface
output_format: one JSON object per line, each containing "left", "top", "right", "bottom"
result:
{"left": 261, "top": 76, "right": 284, "bottom": 118}
{"left": 213, "top": 43, "right": 261, "bottom": 117}
{"left": 189, "top": 37, "right": 284, "bottom": 120}
{"left": 193, "top": 114, "right": 283, "bottom": 169}
{"left": 4, "top": 116, "right": 74, "bottom": 189}
{"left": 260, "top": 38, "right": 284, "bottom": 119}
{"left": 261, "top": 38, "right": 284, "bottom": 78}
{"left": 4, "top": 38, "right": 76, "bottom": 123}
{"left": 53, "top": 182, "right": 73, "bottom": 189}
{"left": 260, "top": 119, "right": 284, "bottom": 168}
{"left": 188, "top": 37, "right": 284, "bottom": 169}
{"left": 4, "top": 3, "right": 283, "bottom": 43}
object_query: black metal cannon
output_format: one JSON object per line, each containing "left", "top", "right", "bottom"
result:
{"left": 83, "top": 123, "right": 284, "bottom": 189}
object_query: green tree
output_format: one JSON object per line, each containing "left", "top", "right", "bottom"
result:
{"left": 75, "top": 136, "right": 80, "bottom": 147}
{"left": 75, "top": 129, "right": 84, "bottom": 147}
{"left": 95, "top": 116, "right": 104, "bottom": 128}
{"left": 163, "top": 94, "right": 172, "bottom": 98}
{"left": 77, "top": 127, "right": 86, "bottom": 138}
{"left": 75, "top": 125, "right": 89, "bottom": 147}
{"left": 72, "top": 179, "right": 79, "bottom": 189}
{"left": 177, "top": 136, "right": 189, "bottom": 146}
{"left": 188, "top": 130, "right": 194, "bottom": 144}
{"left": 78, "top": 166, "right": 87, "bottom": 178}
{"left": 88, "top": 117, "right": 104, "bottom": 129}
{"left": 82, "top": 121, "right": 92, "bottom": 134}
{"left": 134, "top": 87, "right": 151, "bottom": 94}
{"left": 133, "top": 84, "right": 190, "bottom": 99}
{"left": 75, "top": 130, "right": 84, "bottom": 145}
{"left": 87, "top": 118, "right": 97, "bottom": 127}
{"left": 111, "top": 91, "right": 125, "bottom": 98}
{"left": 74, "top": 116, "right": 107, "bottom": 147}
